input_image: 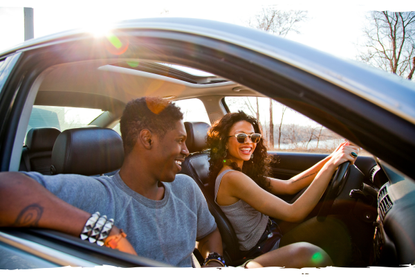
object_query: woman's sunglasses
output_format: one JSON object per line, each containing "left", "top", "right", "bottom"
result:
{"left": 229, "top": 133, "right": 262, "bottom": 143}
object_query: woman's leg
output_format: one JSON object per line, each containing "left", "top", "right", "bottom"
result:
{"left": 245, "top": 242, "right": 333, "bottom": 268}
{"left": 279, "top": 216, "right": 352, "bottom": 266}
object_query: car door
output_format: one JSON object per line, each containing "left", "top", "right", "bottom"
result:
{"left": 0, "top": 44, "right": 172, "bottom": 271}
{"left": 0, "top": 53, "right": 23, "bottom": 171}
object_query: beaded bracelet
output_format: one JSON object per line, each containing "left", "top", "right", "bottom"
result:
{"left": 202, "top": 252, "right": 226, "bottom": 267}
{"left": 104, "top": 228, "right": 127, "bottom": 249}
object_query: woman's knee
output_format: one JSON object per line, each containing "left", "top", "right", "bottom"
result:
{"left": 291, "top": 242, "right": 333, "bottom": 267}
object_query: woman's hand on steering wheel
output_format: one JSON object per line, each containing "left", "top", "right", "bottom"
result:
{"left": 316, "top": 141, "right": 360, "bottom": 221}
{"left": 327, "top": 141, "right": 360, "bottom": 169}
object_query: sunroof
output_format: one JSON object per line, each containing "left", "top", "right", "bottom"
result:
{"left": 112, "top": 61, "right": 227, "bottom": 84}
{"left": 159, "top": 63, "right": 214, "bottom": 77}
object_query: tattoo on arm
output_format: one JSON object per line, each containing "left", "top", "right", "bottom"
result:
{"left": 292, "top": 172, "right": 316, "bottom": 184}
{"left": 13, "top": 204, "right": 44, "bottom": 227}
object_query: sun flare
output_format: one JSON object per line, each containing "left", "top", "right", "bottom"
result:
{"left": 83, "top": 20, "right": 114, "bottom": 38}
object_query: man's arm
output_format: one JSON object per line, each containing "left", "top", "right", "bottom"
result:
{"left": 0, "top": 172, "right": 136, "bottom": 255}
{"left": 197, "top": 227, "right": 224, "bottom": 267}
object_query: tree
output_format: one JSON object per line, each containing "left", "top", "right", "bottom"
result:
{"left": 247, "top": 7, "right": 308, "bottom": 149}
{"left": 315, "top": 126, "right": 324, "bottom": 149}
{"left": 359, "top": 11, "right": 415, "bottom": 80}
{"left": 305, "top": 125, "right": 317, "bottom": 150}
{"left": 277, "top": 106, "right": 287, "bottom": 149}
{"left": 242, "top": 97, "right": 259, "bottom": 121}
{"left": 247, "top": 7, "right": 308, "bottom": 36}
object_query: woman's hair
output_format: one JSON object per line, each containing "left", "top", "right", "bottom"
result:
{"left": 207, "top": 111, "right": 273, "bottom": 191}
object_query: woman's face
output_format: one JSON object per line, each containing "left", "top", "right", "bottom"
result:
{"left": 226, "top": 120, "right": 258, "bottom": 166}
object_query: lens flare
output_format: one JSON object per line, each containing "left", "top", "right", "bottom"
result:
{"left": 107, "top": 34, "right": 123, "bottom": 49}
{"left": 104, "top": 33, "right": 129, "bottom": 55}
{"left": 127, "top": 61, "right": 140, "bottom": 68}
{"left": 311, "top": 252, "right": 324, "bottom": 264}
{"left": 85, "top": 21, "right": 113, "bottom": 38}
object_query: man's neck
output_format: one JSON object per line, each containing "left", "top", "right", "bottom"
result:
{"left": 118, "top": 161, "right": 165, "bottom": 201}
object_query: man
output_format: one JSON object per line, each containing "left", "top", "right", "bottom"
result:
{"left": 0, "top": 97, "right": 223, "bottom": 267}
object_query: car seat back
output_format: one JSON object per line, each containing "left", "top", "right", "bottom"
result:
{"left": 181, "top": 121, "right": 244, "bottom": 264}
{"left": 20, "top": 127, "right": 61, "bottom": 174}
{"left": 50, "top": 127, "right": 124, "bottom": 175}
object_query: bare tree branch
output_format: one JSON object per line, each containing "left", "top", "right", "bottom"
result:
{"left": 243, "top": 98, "right": 257, "bottom": 116}
{"left": 248, "top": 6, "right": 308, "bottom": 149}
{"left": 408, "top": 57, "right": 415, "bottom": 79}
{"left": 358, "top": 11, "right": 415, "bottom": 79}
{"left": 277, "top": 106, "right": 287, "bottom": 149}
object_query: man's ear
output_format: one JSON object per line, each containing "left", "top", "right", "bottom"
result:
{"left": 139, "top": 129, "right": 153, "bottom": 149}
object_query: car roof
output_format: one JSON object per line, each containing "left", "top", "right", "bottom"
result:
{"left": 2, "top": 17, "right": 415, "bottom": 180}
{"left": 3, "top": 17, "right": 414, "bottom": 125}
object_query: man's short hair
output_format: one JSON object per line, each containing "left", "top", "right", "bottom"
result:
{"left": 120, "top": 97, "right": 183, "bottom": 154}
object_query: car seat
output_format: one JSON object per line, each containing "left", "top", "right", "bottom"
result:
{"left": 181, "top": 121, "right": 246, "bottom": 265}
{"left": 50, "top": 127, "right": 124, "bottom": 175}
{"left": 20, "top": 127, "right": 61, "bottom": 174}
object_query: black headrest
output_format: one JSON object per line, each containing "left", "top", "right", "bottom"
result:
{"left": 184, "top": 122, "right": 210, "bottom": 153}
{"left": 51, "top": 127, "right": 124, "bottom": 175}
{"left": 26, "top": 128, "right": 61, "bottom": 151}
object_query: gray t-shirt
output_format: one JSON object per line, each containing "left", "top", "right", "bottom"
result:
{"left": 214, "top": 169, "right": 268, "bottom": 251}
{"left": 23, "top": 171, "right": 217, "bottom": 267}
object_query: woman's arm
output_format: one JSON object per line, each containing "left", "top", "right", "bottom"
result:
{"left": 217, "top": 143, "right": 358, "bottom": 222}
{"left": 267, "top": 142, "right": 357, "bottom": 195}
{"left": 267, "top": 154, "right": 332, "bottom": 195}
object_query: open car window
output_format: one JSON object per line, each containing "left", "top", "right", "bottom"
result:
{"left": 224, "top": 97, "right": 345, "bottom": 153}
{"left": 112, "top": 98, "right": 210, "bottom": 136}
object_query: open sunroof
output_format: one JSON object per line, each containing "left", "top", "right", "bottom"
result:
{"left": 112, "top": 61, "right": 228, "bottom": 85}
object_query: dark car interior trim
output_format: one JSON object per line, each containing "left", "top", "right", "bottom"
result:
{"left": 0, "top": 228, "right": 169, "bottom": 267}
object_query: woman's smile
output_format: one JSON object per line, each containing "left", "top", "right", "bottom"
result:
{"left": 226, "top": 120, "right": 257, "bottom": 166}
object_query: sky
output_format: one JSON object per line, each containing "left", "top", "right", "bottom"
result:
{"left": 1, "top": 0, "right": 414, "bottom": 128}
{"left": 1, "top": 0, "right": 414, "bottom": 131}
{"left": 1, "top": 0, "right": 415, "bottom": 60}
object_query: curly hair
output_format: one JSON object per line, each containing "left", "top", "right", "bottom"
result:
{"left": 207, "top": 111, "right": 273, "bottom": 191}
{"left": 120, "top": 97, "right": 183, "bottom": 155}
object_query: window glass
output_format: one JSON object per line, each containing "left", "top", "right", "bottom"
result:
{"left": 112, "top": 98, "right": 210, "bottom": 136}
{"left": 224, "top": 97, "right": 344, "bottom": 153}
{"left": 26, "top": 106, "right": 103, "bottom": 143}
{"left": 174, "top": 98, "right": 210, "bottom": 124}
{"left": 113, "top": 122, "right": 121, "bottom": 135}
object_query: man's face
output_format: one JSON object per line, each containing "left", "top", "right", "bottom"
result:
{"left": 152, "top": 120, "right": 189, "bottom": 182}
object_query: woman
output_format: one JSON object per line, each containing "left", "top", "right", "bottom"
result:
{"left": 207, "top": 111, "right": 359, "bottom": 268}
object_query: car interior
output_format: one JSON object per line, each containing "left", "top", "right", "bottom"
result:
{"left": 4, "top": 59, "right": 381, "bottom": 267}
{"left": 1, "top": 24, "right": 414, "bottom": 268}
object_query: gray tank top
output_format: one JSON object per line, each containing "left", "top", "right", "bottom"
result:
{"left": 214, "top": 169, "right": 269, "bottom": 251}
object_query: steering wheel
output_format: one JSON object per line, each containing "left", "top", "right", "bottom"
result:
{"left": 317, "top": 161, "right": 351, "bottom": 221}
